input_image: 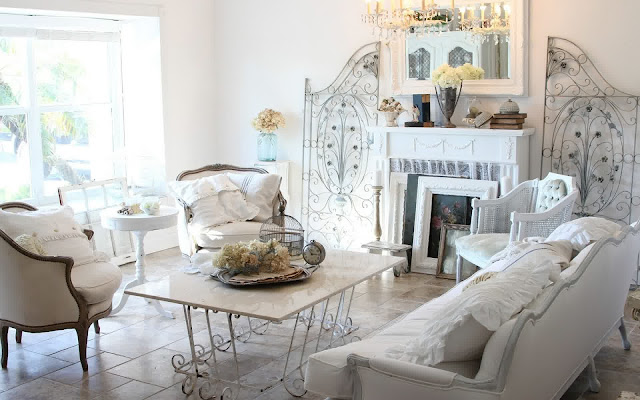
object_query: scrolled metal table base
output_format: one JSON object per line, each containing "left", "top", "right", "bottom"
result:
{"left": 172, "top": 287, "right": 360, "bottom": 399}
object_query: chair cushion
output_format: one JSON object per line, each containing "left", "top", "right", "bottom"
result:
{"left": 535, "top": 179, "right": 567, "bottom": 212}
{"left": 71, "top": 261, "right": 122, "bottom": 305}
{"left": 455, "top": 233, "right": 510, "bottom": 268}
{"left": 0, "top": 206, "right": 98, "bottom": 266}
{"left": 226, "top": 173, "right": 281, "bottom": 222}
{"left": 194, "top": 221, "right": 263, "bottom": 249}
{"left": 546, "top": 217, "right": 622, "bottom": 252}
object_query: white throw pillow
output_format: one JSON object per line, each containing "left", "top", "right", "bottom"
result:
{"left": 0, "top": 206, "right": 97, "bottom": 266}
{"left": 226, "top": 173, "right": 281, "bottom": 222}
{"left": 546, "top": 217, "right": 622, "bottom": 251}
{"left": 386, "top": 260, "right": 552, "bottom": 366}
{"left": 168, "top": 176, "right": 259, "bottom": 230}
{"left": 486, "top": 239, "right": 573, "bottom": 282}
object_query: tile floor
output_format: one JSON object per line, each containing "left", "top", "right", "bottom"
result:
{"left": 1, "top": 247, "right": 638, "bottom": 400}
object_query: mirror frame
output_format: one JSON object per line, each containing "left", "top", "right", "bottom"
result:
{"left": 389, "top": 0, "right": 528, "bottom": 96}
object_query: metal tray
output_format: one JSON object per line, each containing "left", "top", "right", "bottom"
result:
{"left": 210, "top": 266, "right": 313, "bottom": 287}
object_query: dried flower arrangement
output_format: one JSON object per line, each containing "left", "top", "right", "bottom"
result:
{"left": 378, "top": 97, "right": 405, "bottom": 113}
{"left": 252, "top": 108, "right": 286, "bottom": 134}
{"left": 212, "top": 239, "right": 291, "bottom": 276}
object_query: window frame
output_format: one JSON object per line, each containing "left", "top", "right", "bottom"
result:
{"left": 0, "top": 15, "right": 124, "bottom": 206}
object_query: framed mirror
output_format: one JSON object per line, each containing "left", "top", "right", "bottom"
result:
{"left": 390, "top": 0, "right": 528, "bottom": 96}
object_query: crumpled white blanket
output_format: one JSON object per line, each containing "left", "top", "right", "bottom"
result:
{"left": 386, "top": 260, "right": 552, "bottom": 366}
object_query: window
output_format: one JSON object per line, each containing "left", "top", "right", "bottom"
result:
{"left": 0, "top": 20, "right": 123, "bottom": 205}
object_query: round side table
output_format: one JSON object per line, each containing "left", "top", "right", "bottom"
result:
{"left": 101, "top": 205, "right": 178, "bottom": 319}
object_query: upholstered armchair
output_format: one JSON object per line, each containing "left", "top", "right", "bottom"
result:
{"left": 0, "top": 202, "right": 122, "bottom": 371}
{"left": 175, "top": 164, "right": 287, "bottom": 256}
{"left": 455, "top": 173, "right": 578, "bottom": 282}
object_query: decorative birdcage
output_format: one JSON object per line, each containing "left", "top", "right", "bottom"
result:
{"left": 259, "top": 206, "right": 304, "bottom": 259}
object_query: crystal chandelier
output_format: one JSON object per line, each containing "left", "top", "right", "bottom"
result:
{"left": 362, "top": 1, "right": 511, "bottom": 41}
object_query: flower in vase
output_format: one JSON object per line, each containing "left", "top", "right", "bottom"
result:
{"left": 252, "top": 108, "right": 285, "bottom": 133}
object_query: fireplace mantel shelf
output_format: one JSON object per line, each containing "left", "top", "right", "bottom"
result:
{"left": 367, "top": 126, "right": 535, "bottom": 137}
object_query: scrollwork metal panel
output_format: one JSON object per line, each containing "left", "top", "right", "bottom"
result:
{"left": 541, "top": 37, "right": 640, "bottom": 223}
{"left": 302, "top": 42, "right": 380, "bottom": 249}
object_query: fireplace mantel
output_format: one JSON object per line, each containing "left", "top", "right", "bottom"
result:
{"left": 368, "top": 126, "right": 534, "bottom": 186}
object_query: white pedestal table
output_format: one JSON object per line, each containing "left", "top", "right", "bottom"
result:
{"left": 100, "top": 205, "right": 178, "bottom": 319}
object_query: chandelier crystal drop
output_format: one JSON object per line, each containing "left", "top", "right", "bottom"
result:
{"left": 362, "top": 0, "right": 511, "bottom": 41}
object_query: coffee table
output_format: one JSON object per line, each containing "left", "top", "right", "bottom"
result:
{"left": 125, "top": 250, "right": 406, "bottom": 399}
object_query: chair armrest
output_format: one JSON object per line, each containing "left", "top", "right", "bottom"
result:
{"left": 83, "top": 229, "right": 94, "bottom": 241}
{"left": 367, "top": 357, "right": 457, "bottom": 386}
{"left": 510, "top": 191, "right": 578, "bottom": 241}
{"left": 177, "top": 198, "right": 193, "bottom": 224}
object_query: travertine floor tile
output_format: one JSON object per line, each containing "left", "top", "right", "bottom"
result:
{"left": 0, "top": 378, "right": 93, "bottom": 400}
{"left": 0, "top": 349, "right": 71, "bottom": 392}
{"left": 5, "top": 246, "right": 638, "bottom": 400}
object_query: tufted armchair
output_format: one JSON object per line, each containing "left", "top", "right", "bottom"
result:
{"left": 455, "top": 173, "right": 578, "bottom": 282}
{"left": 0, "top": 202, "right": 122, "bottom": 371}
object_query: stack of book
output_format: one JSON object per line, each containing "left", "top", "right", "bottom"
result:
{"left": 490, "top": 113, "right": 527, "bottom": 130}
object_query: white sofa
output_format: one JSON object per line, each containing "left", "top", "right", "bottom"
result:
{"left": 305, "top": 222, "right": 639, "bottom": 400}
{"left": 174, "top": 164, "right": 286, "bottom": 256}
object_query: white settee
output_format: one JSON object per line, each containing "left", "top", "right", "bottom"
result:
{"left": 174, "top": 164, "right": 286, "bottom": 256}
{"left": 305, "top": 221, "right": 639, "bottom": 400}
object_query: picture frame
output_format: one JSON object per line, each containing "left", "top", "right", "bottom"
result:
{"left": 436, "top": 223, "right": 477, "bottom": 280}
{"left": 411, "top": 175, "right": 498, "bottom": 274}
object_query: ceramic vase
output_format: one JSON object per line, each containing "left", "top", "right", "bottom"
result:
{"left": 382, "top": 111, "right": 400, "bottom": 127}
{"left": 436, "top": 85, "right": 461, "bottom": 128}
{"left": 257, "top": 132, "right": 277, "bottom": 161}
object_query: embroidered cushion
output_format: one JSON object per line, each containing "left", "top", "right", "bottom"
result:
{"left": 0, "top": 206, "right": 97, "bottom": 265}
{"left": 462, "top": 271, "right": 498, "bottom": 291}
{"left": 226, "top": 173, "right": 282, "bottom": 222}
{"left": 13, "top": 234, "right": 47, "bottom": 256}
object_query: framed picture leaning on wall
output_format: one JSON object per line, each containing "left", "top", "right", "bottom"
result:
{"left": 436, "top": 223, "right": 477, "bottom": 280}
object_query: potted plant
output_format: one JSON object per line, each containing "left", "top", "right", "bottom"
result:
{"left": 252, "top": 108, "right": 285, "bottom": 161}
{"left": 432, "top": 63, "right": 484, "bottom": 128}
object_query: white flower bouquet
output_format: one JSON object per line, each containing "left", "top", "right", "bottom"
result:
{"left": 432, "top": 63, "right": 485, "bottom": 88}
{"left": 213, "top": 239, "right": 291, "bottom": 276}
{"left": 252, "top": 108, "right": 286, "bottom": 134}
{"left": 378, "top": 97, "right": 405, "bottom": 113}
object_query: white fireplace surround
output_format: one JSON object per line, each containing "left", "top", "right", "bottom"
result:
{"left": 368, "top": 126, "right": 534, "bottom": 273}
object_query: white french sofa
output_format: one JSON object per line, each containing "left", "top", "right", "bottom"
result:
{"left": 174, "top": 164, "right": 286, "bottom": 256}
{"left": 305, "top": 222, "right": 639, "bottom": 400}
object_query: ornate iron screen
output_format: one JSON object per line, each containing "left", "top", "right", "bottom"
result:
{"left": 302, "top": 42, "right": 380, "bottom": 249}
{"left": 541, "top": 37, "right": 640, "bottom": 223}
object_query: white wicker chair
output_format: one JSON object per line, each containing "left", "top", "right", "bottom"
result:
{"left": 455, "top": 173, "right": 578, "bottom": 283}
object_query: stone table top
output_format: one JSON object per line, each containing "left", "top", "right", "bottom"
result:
{"left": 125, "top": 249, "right": 406, "bottom": 322}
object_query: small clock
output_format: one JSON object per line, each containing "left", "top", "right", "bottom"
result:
{"left": 302, "top": 240, "right": 326, "bottom": 266}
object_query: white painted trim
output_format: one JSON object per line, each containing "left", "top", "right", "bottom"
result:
{"left": 386, "top": 0, "right": 528, "bottom": 96}
{"left": 411, "top": 176, "right": 498, "bottom": 274}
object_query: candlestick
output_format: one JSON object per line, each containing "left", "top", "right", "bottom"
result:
{"left": 421, "top": 0, "right": 425, "bottom": 10}
{"left": 366, "top": 0, "right": 371, "bottom": 14}
{"left": 459, "top": 6, "right": 465, "bottom": 22}
{"left": 373, "top": 186, "right": 383, "bottom": 242}
{"left": 376, "top": 0, "right": 381, "bottom": 13}
{"left": 451, "top": 0, "right": 455, "bottom": 11}
{"left": 480, "top": 5, "right": 486, "bottom": 21}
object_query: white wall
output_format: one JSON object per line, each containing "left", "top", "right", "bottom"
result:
{"left": 0, "top": 0, "right": 217, "bottom": 182}
{"left": 213, "top": 0, "right": 640, "bottom": 218}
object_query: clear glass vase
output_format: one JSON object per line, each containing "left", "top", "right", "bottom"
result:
{"left": 257, "top": 132, "right": 277, "bottom": 161}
